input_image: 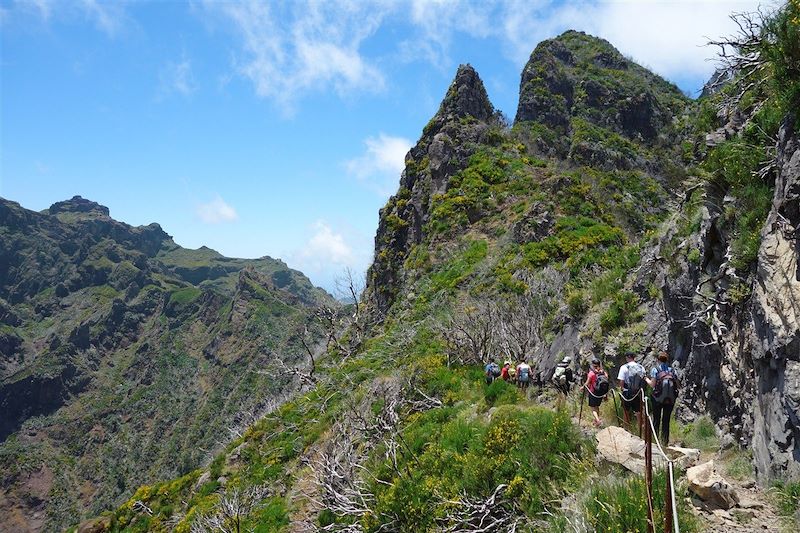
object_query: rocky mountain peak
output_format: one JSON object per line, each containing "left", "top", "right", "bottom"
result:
{"left": 515, "top": 31, "right": 687, "bottom": 145}
{"left": 365, "top": 64, "right": 499, "bottom": 316}
{"left": 47, "top": 195, "right": 110, "bottom": 217}
{"left": 434, "top": 64, "right": 494, "bottom": 123}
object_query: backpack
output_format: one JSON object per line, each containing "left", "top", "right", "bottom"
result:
{"left": 654, "top": 368, "right": 678, "bottom": 405}
{"left": 488, "top": 363, "right": 501, "bottom": 377}
{"left": 624, "top": 365, "right": 644, "bottom": 397}
{"left": 553, "top": 365, "right": 566, "bottom": 384}
{"left": 593, "top": 370, "right": 609, "bottom": 396}
{"left": 518, "top": 365, "right": 530, "bottom": 382}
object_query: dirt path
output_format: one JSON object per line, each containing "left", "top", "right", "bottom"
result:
{"left": 691, "top": 477, "right": 785, "bottom": 532}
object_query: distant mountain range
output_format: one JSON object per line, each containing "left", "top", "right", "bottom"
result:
{"left": 0, "top": 196, "right": 333, "bottom": 531}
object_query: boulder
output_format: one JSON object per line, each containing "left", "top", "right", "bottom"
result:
{"left": 665, "top": 445, "right": 701, "bottom": 470}
{"left": 596, "top": 426, "right": 646, "bottom": 474}
{"left": 686, "top": 460, "right": 739, "bottom": 510}
{"left": 596, "top": 426, "right": 701, "bottom": 474}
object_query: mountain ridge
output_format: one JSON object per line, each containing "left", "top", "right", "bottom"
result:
{"left": 5, "top": 10, "right": 800, "bottom": 531}
{"left": 0, "top": 196, "right": 334, "bottom": 531}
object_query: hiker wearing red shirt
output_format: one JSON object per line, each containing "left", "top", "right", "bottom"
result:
{"left": 500, "top": 361, "right": 511, "bottom": 381}
{"left": 584, "top": 358, "right": 609, "bottom": 427}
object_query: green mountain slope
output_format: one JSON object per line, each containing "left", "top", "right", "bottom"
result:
{"left": 21, "top": 5, "right": 800, "bottom": 531}
{"left": 0, "top": 197, "right": 333, "bottom": 531}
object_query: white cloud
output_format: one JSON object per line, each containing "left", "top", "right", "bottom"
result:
{"left": 196, "top": 195, "right": 238, "bottom": 224}
{"left": 80, "top": 0, "right": 124, "bottom": 36}
{"left": 395, "top": 0, "right": 770, "bottom": 91}
{"left": 159, "top": 57, "right": 196, "bottom": 98}
{"left": 287, "top": 220, "right": 372, "bottom": 291}
{"left": 11, "top": 0, "right": 127, "bottom": 36}
{"left": 300, "top": 221, "right": 355, "bottom": 269}
{"left": 345, "top": 133, "right": 412, "bottom": 197}
{"left": 206, "top": 0, "right": 390, "bottom": 111}
{"left": 399, "top": 0, "right": 494, "bottom": 67}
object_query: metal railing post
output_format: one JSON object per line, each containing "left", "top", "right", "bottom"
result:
{"left": 664, "top": 461, "right": 673, "bottom": 533}
{"left": 645, "top": 397, "right": 655, "bottom": 533}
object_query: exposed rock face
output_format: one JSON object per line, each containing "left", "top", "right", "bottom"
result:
{"left": 750, "top": 117, "right": 800, "bottom": 481}
{"left": 515, "top": 31, "right": 684, "bottom": 145}
{"left": 595, "top": 426, "right": 700, "bottom": 475}
{"left": 652, "top": 116, "right": 800, "bottom": 482}
{"left": 687, "top": 460, "right": 739, "bottom": 510}
{"left": 365, "top": 64, "right": 500, "bottom": 315}
{"left": 46, "top": 195, "right": 110, "bottom": 217}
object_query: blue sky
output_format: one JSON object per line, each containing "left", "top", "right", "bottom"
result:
{"left": 1, "top": 0, "right": 767, "bottom": 291}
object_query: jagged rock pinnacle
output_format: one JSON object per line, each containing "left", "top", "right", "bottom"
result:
{"left": 435, "top": 64, "right": 494, "bottom": 122}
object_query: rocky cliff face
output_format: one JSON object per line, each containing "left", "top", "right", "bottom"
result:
{"left": 640, "top": 111, "right": 800, "bottom": 483}
{"left": 365, "top": 64, "right": 501, "bottom": 315}
{"left": 751, "top": 118, "right": 800, "bottom": 480}
{"left": 516, "top": 31, "right": 686, "bottom": 155}
{"left": 0, "top": 198, "right": 331, "bottom": 531}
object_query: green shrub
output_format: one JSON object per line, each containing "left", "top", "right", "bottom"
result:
{"left": 484, "top": 379, "right": 521, "bottom": 406}
{"left": 365, "top": 405, "right": 586, "bottom": 531}
{"left": 580, "top": 470, "right": 699, "bottom": 533}
{"left": 567, "top": 289, "right": 587, "bottom": 318}
{"left": 678, "top": 416, "right": 718, "bottom": 451}
{"left": 722, "top": 449, "right": 753, "bottom": 481}
{"left": 428, "top": 240, "right": 488, "bottom": 293}
{"left": 170, "top": 287, "right": 202, "bottom": 306}
{"left": 600, "top": 290, "right": 640, "bottom": 332}
{"left": 772, "top": 480, "right": 800, "bottom": 517}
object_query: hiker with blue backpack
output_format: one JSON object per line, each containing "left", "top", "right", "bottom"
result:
{"left": 646, "top": 351, "right": 679, "bottom": 445}
{"left": 485, "top": 360, "right": 501, "bottom": 385}
{"left": 516, "top": 360, "right": 532, "bottom": 389}
{"left": 584, "top": 357, "right": 609, "bottom": 427}
{"left": 617, "top": 352, "right": 646, "bottom": 432}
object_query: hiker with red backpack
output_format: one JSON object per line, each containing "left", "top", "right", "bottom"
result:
{"left": 584, "top": 357, "right": 609, "bottom": 427}
{"left": 646, "top": 351, "right": 679, "bottom": 445}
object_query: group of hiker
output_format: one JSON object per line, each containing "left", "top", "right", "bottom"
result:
{"left": 484, "top": 360, "right": 535, "bottom": 389}
{"left": 484, "top": 350, "right": 680, "bottom": 444}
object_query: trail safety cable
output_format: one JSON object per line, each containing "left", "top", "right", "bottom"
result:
{"left": 581, "top": 378, "right": 681, "bottom": 529}
{"left": 639, "top": 387, "right": 681, "bottom": 533}
{"left": 582, "top": 383, "right": 610, "bottom": 399}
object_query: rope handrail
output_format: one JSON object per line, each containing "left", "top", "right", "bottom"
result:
{"left": 582, "top": 381, "right": 680, "bottom": 533}
{"left": 582, "top": 383, "right": 610, "bottom": 399}
{"left": 639, "top": 387, "right": 680, "bottom": 533}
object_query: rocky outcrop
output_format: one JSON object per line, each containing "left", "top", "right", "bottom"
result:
{"left": 687, "top": 461, "right": 739, "bottom": 510}
{"left": 750, "top": 117, "right": 800, "bottom": 482}
{"left": 515, "top": 31, "right": 685, "bottom": 146}
{"left": 595, "top": 426, "right": 700, "bottom": 475}
{"left": 46, "top": 195, "right": 110, "bottom": 217}
{"left": 365, "top": 64, "right": 500, "bottom": 315}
